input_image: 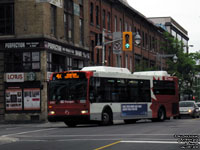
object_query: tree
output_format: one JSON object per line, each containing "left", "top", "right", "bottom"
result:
{"left": 160, "top": 32, "right": 197, "bottom": 93}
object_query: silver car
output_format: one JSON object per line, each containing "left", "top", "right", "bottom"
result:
{"left": 196, "top": 102, "right": 200, "bottom": 111}
{"left": 179, "top": 101, "right": 200, "bottom": 118}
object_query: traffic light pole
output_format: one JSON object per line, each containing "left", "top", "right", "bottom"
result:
{"left": 101, "top": 30, "right": 122, "bottom": 66}
{"left": 101, "top": 31, "right": 141, "bottom": 66}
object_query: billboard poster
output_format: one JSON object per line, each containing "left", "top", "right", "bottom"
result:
{"left": 6, "top": 89, "right": 23, "bottom": 111}
{"left": 121, "top": 104, "right": 148, "bottom": 116}
{"left": 24, "top": 88, "right": 40, "bottom": 110}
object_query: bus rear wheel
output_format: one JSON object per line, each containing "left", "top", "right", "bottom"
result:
{"left": 101, "top": 111, "right": 113, "bottom": 126}
{"left": 157, "top": 108, "right": 166, "bottom": 121}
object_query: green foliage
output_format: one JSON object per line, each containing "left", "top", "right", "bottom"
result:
{"left": 161, "top": 32, "right": 198, "bottom": 90}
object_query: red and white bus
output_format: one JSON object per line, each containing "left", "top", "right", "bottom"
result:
{"left": 48, "top": 66, "right": 179, "bottom": 127}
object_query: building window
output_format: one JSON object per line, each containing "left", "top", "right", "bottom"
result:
{"left": 72, "top": 59, "right": 84, "bottom": 70}
{"left": 47, "top": 53, "right": 66, "bottom": 72}
{"left": 64, "top": 0, "right": 73, "bottom": 42}
{"left": 91, "top": 40, "right": 95, "bottom": 63}
{"left": 50, "top": 5, "right": 56, "bottom": 36}
{"left": 79, "top": 2, "right": 84, "bottom": 46}
{"left": 114, "top": 16, "right": 117, "bottom": 32}
{"left": 130, "top": 57, "right": 132, "bottom": 72}
{"left": 119, "top": 18, "right": 122, "bottom": 32}
{"left": 149, "top": 35, "right": 152, "bottom": 50}
{"left": 23, "top": 52, "right": 40, "bottom": 71}
{"left": 142, "top": 31, "right": 145, "bottom": 48}
{"left": 145, "top": 33, "right": 148, "bottom": 49}
{"left": 90, "top": 2, "right": 94, "bottom": 24}
{"left": 102, "top": 9, "right": 106, "bottom": 29}
{"left": 125, "top": 22, "right": 128, "bottom": 31}
{"left": 0, "top": 3, "right": 14, "bottom": 35}
{"left": 125, "top": 55, "right": 128, "bottom": 68}
{"left": 79, "top": 19, "right": 84, "bottom": 46}
{"left": 129, "top": 25, "right": 132, "bottom": 31}
{"left": 5, "top": 51, "right": 40, "bottom": 72}
{"left": 96, "top": 6, "right": 99, "bottom": 26}
{"left": 107, "top": 12, "right": 111, "bottom": 31}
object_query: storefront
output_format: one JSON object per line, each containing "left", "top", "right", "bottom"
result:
{"left": 0, "top": 38, "right": 90, "bottom": 122}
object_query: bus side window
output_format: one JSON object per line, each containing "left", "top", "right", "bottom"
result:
{"left": 89, "top": 77, "right": 97, "bottom": 103}
{"left": 138, "top": 80, "right": 151, "bottom": 102}
{"left": 128, "top": 80, "right": 139, "bottom": 102}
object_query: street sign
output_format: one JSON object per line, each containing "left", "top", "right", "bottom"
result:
{"left": 113, "top": 32, "right": 122, "bottom": 54}
{"left": 35, "top": 0, "right": 63, "bottom": 8}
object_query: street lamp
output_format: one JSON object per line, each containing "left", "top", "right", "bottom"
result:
{"left": 157, "top": 54, "right": 178, "bottom": 70}
{"left": 172, "top": 54, "right": 178, "bottom": 63}
{"left": 134, "top": 32, "right": 141, "bottom": 45}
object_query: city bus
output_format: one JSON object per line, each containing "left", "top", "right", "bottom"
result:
{"left": 48, "top": 66, "right": 179, "bottom": 127}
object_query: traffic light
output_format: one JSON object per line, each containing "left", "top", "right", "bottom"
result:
{"left": 123, "top": 32, "right": 132, "bottom": 51}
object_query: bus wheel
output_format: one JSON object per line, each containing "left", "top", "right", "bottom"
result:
{"left": 101, "top": 111, "right": 113, "bottom": 126}
{"left": 157, "top": 108, "right": 166, "bottom": 122}
{"left": 64, "top": 121, "right": 77, "bottom": 127}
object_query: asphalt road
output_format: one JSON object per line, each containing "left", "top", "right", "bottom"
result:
{"left": 0, "top": 118, "right": 200, "bottom": 150}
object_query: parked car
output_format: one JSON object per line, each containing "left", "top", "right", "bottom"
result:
{"left": 196, "top": 102, "right": 200, "bottom": 111}
{"left": 179, "top": 101, "right": 200, "bottom": 118}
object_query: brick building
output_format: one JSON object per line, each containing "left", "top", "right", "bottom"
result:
{"left": 89, "top": 0, "right": 167, "bottom": 72}
{"left": 0, "top": 0, "right": 90, "bottom": 122}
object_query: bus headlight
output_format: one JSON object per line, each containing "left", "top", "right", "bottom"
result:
{"left": 188, "top": 109, "right": 192, "bottom": 113}
{"left": 81, "top": 110, "right": 88, "bottom": 114}
{"left": 49, "top": 111, "right": 55, "bottom": 115}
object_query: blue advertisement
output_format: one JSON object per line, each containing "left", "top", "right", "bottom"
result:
{"left": 121, "top": 104, "right": 148, "bottom": 116}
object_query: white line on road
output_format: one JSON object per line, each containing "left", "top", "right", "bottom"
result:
{"left": 1, "top": 128, "right": 57, "bottom": 137}
{"left": 121, "top": 140, "right": 200, "bottom": 144}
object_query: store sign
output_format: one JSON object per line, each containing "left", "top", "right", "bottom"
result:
{"left": 27, "top": 72, "right": 36, "bottom": 81}
{"left": 5, "top": 42, "right": 40, "bottom": 49}
{"left": 44, "top": 41, "right": 90, "bottom": 59}
{"left": 44, "top": 41, "right": 62, "bottom": 51}
{"left": 35, "top": 0, "right": 63, "bottom": 8}
{"left": 6, "top": 73, "right": 24, "bottom": 82}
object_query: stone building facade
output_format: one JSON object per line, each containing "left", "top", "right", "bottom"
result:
{"left": 0, "top": 0, "right": 90, "bottom": 122}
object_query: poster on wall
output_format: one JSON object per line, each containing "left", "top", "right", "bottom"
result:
{"left": 6, "top": 88, "right": 23, "bottom": 111}
{"left": 24, "top": 88, "right": 41, "bottom": 110}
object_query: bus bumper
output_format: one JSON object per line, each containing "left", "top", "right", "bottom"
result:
{"left": 48, "top": 115, "right": 90, "bottom": 123}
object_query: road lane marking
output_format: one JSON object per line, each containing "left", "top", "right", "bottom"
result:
{"left": 94, "top": 141, "right": 121, "bottom": 150}
{"left": 1, "top": 128, "right": 56, "bottom": 137}
{"left": 121, "top": 140, "right": 178, "bottom": 144}
{"left": 121, "top": 140, "right": 200, "bottom": 144}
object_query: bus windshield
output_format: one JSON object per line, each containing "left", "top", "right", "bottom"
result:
{"left": 49, "top": 79, "right": 87, "bottom": 101}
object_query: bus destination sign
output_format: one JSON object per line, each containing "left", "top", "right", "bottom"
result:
{"left": 52, "top": 72, "right": 85, "bottom": 80}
